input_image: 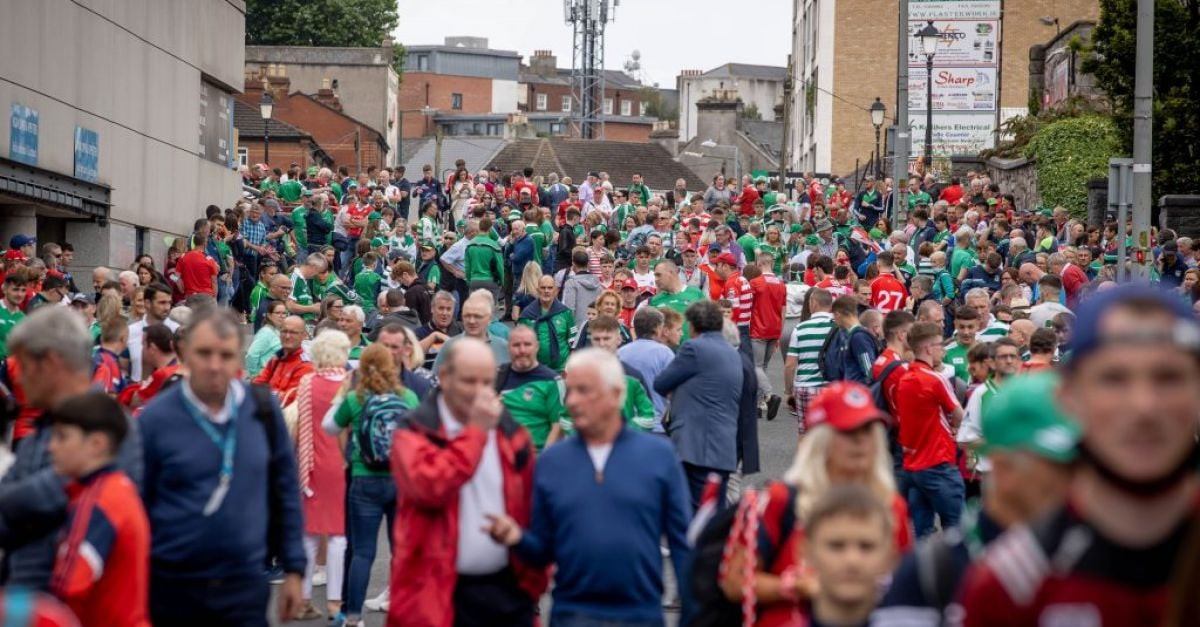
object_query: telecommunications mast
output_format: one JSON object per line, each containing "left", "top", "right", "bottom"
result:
{"left": 564, "top": 0, "right": 618, "bottom": 139}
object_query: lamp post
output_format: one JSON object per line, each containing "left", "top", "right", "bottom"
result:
{"left": 869, "top": 97, "right": 885, "bottom": 179}
{"left": 259, "top": 90, "right": 274, "bottom": 165}
{"left": 917, "top": 20, "right": 940, "bottom": 173}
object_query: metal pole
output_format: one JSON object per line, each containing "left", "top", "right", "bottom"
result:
{"left": 397, "top": 110, "right": 403, "bottom": 168}
{"left": 433, "top": 126, "right": 444, "bottom": 180}
{"left": 924, "top": 55, "right": 934, "bottom": 171}
{"left": 892, "top": 0, "right": 910, "bottom": 231}
{"left": 779, "top": 55, "right": 793, "bottom": 188}
{"left": 874, "top": 125, "right": 882, "bottom": 178}
{"left": 1131, "top": 0, "right": 1154, "bottom": 280}
{"left": 263, "top": 119, "right": 270, "bottom": 165}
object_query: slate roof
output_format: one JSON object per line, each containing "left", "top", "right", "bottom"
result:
{"left": 233, "top": 99, "right": 310, "bottom": 140}
{"left": 740, "top": 120, "right": 784, "bottom": 159}
{"left": 703, "top": 63, "right": 786, "bottom": 81}
{"left": 520, "top": 68, "right": 644, "bottom": 90}
{"left": 487, "top": 138, "right": 705, "bottom": 191}
{"left": 398, "top": 137, "right": 509, "bottom": 178}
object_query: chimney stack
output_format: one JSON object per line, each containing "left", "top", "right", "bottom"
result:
{"left": 530, "top": 49, "right": 558, "bottom": 78}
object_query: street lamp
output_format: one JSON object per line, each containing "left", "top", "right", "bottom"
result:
{"left": 917, "top": 20, "right": 940, "bottom": 172}
{"left": 700, "top": 139, "right": 740, "bottom": 182}
{"left": 869, "top": 97, "right": 885, "bottom": 178}
{"left": 259, "top": 90, "right": 274, "bottom": 165}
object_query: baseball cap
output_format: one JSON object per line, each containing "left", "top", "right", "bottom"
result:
{"left": 980, "top": 372, "right": 1081, "bottom": 463}
{"left": 70, "top": 293, "right": 95, "bottom": 306}
{"left": 370, "top": 237, "right": 387, "bottom": 248}
{"left": 1067, "top": 283, "right": 1200, "bottom": 366}
{"left": 707, "top": 244, "right": 723, "bottom": 255}
{"left": 815, "top": 219, "right": 833, "bottom": 232}
{"left": 9, "top": 234, "right": 34, "bottom": 249}
{"left": 1162, "top": 240, "right": 1179, "bottom": 253}
{"left": 3, "top": 250, "right": 27, "bottom": 262}
{"left": 507, "top": 210, "right": 523, "bottom": 222}
{"left": 419, "top": 241, "right": 436, "bottom": 250}
{"left": 768, "top": 204, "right": 787, "bottom": 214}
{"left": 714, "top": 252, "right": 737, "bottom": 267}
{"left": 788, "top": 224, "right": 802, "bottom": 234}
{"left": 680, "top": 243, "right": 697, "bottom": 253}
{"left": 805, "top": 234, "right": 821, "bottom": 246}
{"left": 620, "top": 278, "right": 638, "bottom": 291}
{"left": 804, "top": 381, "right": 888, "bottom": 432}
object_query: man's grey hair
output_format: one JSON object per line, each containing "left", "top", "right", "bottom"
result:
{"left": 1009, "top": 235, "right": 1027, "bottom": 252}
{"left": 464, "top": 220, "right": 480, "bottom": 238}
{"left": 965, "top": 287, "right": 990, "bottom": 304}
{"left": 565, "top": 347, "right": 627, "bottom": 407}
{"left": 1047, "top": 252, "right": 1067, "bottom": 269}
{"left": 343, "top": 304, "right": 365, "bottom": 323}
{"left": 889, "top": 231, "right": 907, "bottom": 245}
{"left": 7, "top": 307, "right": 92, "bottom": 373}
{"left": 911, "top": 275, "right": 933, "bottom": 292}
{"left": 305, "top": 253, "right": 329, "bottom": 272}
{"left": 432, "top": 290, "right": 456, "bottom": 305}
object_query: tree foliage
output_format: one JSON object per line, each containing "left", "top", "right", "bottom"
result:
{"left": 1024, "top": 116, "right": 1121, "bottom": 218}
{"left": 1083, "top": 0, "right": 1200, "bottom": 198}
{"left": 245, "top": 0, "right": 403, "bottom": 73}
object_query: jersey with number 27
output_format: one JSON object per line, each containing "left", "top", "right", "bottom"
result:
{"left": 870, "top": 274, "right": 909, "bottom": 313}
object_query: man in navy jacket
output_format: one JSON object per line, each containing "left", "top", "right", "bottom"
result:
{"left": 139, "top": 308, "right": 306, "bottom": 625}
{"left": 654, "top": 299, "right": 743, "bottom": 510}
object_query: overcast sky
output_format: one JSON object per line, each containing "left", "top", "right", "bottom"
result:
{"left": 394, "top": 0, "right": 792, "bottom": 88}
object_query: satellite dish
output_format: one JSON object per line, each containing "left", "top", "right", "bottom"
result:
{"left": 631, "top": 49, "right": 641, "bottom": 61}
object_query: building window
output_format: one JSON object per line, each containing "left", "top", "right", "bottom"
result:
{"left": 487, "top": 123, "right": 503, "bottom": 135}
{"left": 549, "top": 122, "right": 564, "bottom": 134}
{"left": 451, "top": 93, "right": 463, "bottom": 110}
{"left": 603, "top": 98, "right": 613, "bottom": 115}
{"left": 536, "top": 93, "right": 548, "bottom": 111}
{"left": 561, "top": 95, "right": 571, "bottom": 112}
{"left": 416, "top": 55, "right": 429, "bottom": 71}
{"left": 621, "top": 100, "right": 632, "bottom": 116}
{"left": 237, "top": 147, "right": 248, "bottom": 167}
{"left": 641, "top": 101, "right": 649, "bottom": 116}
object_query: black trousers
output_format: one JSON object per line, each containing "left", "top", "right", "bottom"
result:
{"left": 150, "top": 571, "right": 270, "bottom": 627}
{"left": 453, "top": 567, "right": 534, "bottom": 627}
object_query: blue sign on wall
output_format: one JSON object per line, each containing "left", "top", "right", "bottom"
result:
{"left": 74, "top": 126, "right": 99, "bottom": 182}
{"left": 9, "top": 104, "right": 39, "bottom": 166}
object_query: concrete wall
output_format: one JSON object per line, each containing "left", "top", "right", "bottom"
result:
{"left": 679, "top": 75, "right": 783, "bottom": 142}
{"left": 491, "top": 80, "right": 519, "bottom": 114}
{"left": 0, "top": 0, "right": 244, "bottom": 269}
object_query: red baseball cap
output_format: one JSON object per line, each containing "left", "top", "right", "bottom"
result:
{"left": 680, "top": 243, "right": 697, "bottom": 253}
{"left": 713, "top": 252, "right": 737, "bottom": 267}
{"left": 620, "top": 278, "right": 638, "bottom": 290}
{"left": 3, "top": 250, "right": 27, "bottom": 262}
{"left": 803, "top": 381, "right": 888, "bottom": 432}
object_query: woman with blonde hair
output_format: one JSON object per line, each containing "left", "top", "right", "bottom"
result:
{"left": 573, "top": 290, "right": 631, "bottom": 348}
{"left": 719, "top": 382, "right": 913, "bottom": 626}
{"left": 293, "top": 329, "right": 352, "bottom": 620}
{"left": 512, "top": 261, "right": 543, "bottom": 321}
{"left": 323, "top": 343, "right": 419, "bottom": 625}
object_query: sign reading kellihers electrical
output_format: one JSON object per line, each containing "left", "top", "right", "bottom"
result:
{"left": 908, "top": 0, "right": 1001, "bottom": 157}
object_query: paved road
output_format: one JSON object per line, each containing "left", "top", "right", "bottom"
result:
{"left": 281, "top": 321, "right": 803, "bottom": 626}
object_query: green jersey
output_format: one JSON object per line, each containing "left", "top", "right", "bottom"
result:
{"left": 348, "top": 335, "right": 371, "bottom": 362}
{"left": 312, "top": 274, "right": 359, "bottom": 306}
{"left": 944, "top": 341, "right": 972, "bottom": 382}
{"left": 561, "top": 375, "right": 655, "bottom": 435}
{"left": 289, "top": 270, "right": 316, "bottom": 320}
{"left": 757, "top": 243, "right": 785, "bottom": 275}
{"left": 497, "top": 364, "right": 567, "bottom": 450}
{"left": 291, "top": 207, "right": 308, "bottom": 250}
{"left": 0, "top": 304, "right": 25, "bottom": 359}
{"left": 950, "top": 247, "right": 976, "bottom": 280}
{"left": 907, "top": 191, "right": 932, "bottom": 210}
{"left": 464, "top": 235, "right": 505, "bottom": 284}
{"left": 737, "top": 234, "right": 759, "bottom": 262}
{"left": 418, "top": 215, "right": 442, "bottom": 245}
{"left": 332, "top": 388, "right": 417, "bottom": 477}
{"left": 279, "top": 179, "right": 304, "bottom": 203}
{"left": 649, "top": 286, "right": 705, "bottom": 343}
{"left": 354, "top": 271, "right": 383, "bottom": 313}
{"left": 248, "top": 281, "right": 269, "bottom": 326}
{"left": 259, "top": 179, "right": 280, "bottom": 195}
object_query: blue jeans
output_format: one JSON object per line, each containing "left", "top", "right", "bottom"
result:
{"left": 737, "top": 325, "right": 753, "bottom": 363}
{"left": 906, "top": 462, "right": 965, "bottom": 538}
{"left": 345, "top": 475, "right": 396, "bottom": 616}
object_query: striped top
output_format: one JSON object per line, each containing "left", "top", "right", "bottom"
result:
{"left": 787, "top": 312, "right": 835, "bottom": 388}
{"left": 724, "top": 273, "right": 754, "bottom": 326}
{"left": 976, "top": 317, "right": 1010, "bottom": 343}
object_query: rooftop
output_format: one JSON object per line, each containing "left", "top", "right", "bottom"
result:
{"left": 245, "top": 45, "right": 395, "bottom": 67}
{"left": 487, "top": 138, "right": 705, "bottom": 190}
{"left": 519, "top": 67, "right": 644, "bottom": 90}
{"left": 233, "top": 99, "right": 311, "bottom": 140}
{"left": 694, "top": 63, "right": 787, "bottom": 81}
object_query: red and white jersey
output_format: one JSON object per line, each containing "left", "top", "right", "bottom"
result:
{"left": 724, "top": 272, "right": 753, "bottom": 326}
{"left": 816, "top": 278, "right": 853, "bottom": 298}
{"left": 870, "top": 273, "right": 909, "bottom": 312}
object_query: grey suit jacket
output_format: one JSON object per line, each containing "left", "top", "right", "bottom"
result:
{"left": 654, "top": 331, "right": 743, "bottom": 472}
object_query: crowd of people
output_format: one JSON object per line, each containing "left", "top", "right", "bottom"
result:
{"left": 0, "top": 158, "right": 1194, "bottom": 627}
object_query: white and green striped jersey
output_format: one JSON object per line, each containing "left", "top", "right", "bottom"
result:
{"left": 976, "top": 317, "right": 1010, "bottom": 343}
{"left": 418, "top": 215, "right": 442, "bottom": 245}
{"left": 787, "top": 312, "right": 835, "bottom": 388}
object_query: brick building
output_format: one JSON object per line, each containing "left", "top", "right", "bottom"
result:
{"left": 240, "top": 69, "right": 388, "bottom": 172}
{"left": 677, "top": 64, "right": 786, "bottom": 143}
{"left": 233, "top": 99, "right": 318, "bottom": 170}
{"left": 487, "top": 137, "right": 704, "bottom": 192}
{"left": 519, "top": 50, "right": 655, "bottom": 142}
{"left": 788, "top": 0, "right": 1099, "bottom": 177}
{"left": 399, "top": 37, "right": 521, "bottom": 140}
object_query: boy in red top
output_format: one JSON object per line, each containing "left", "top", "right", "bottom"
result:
{"left": 46, "top": 391, "right": 150, "bottom": 626}
{"left": 872, "top": 311, "right": 913, "bottom": 416}
{"left": 870, "top": 251, "right": 909, "bottom": 313}
{"left": 174, "top": 233, "right": 218, "bottom": 297}
{"left": 713, "top": 252, "right": 753, "bottom": 360}
{"left": 747, "top": 257, "right": 787, "bottom": 420}
{"left": 895, "top": 322, "right": 965, "bottom": 538}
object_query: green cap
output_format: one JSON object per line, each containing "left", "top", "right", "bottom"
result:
{"left": 788, "top": 224, "right": 803, "bottom": 234}
{"left": 507, "top": 210, "right": 522, "bottom": 221}
{"left": 371, "top": 237, "right": 387, "bottom": 248}
{"left": 986, "top": 197, "right": 998, "bottom": 206}
{"left": 368, "top": 210, "right": 382, "bottom": 221}
{"left": 868, "top": 228, "right": 884, "bottom": 240}
{"left": 805, "top": 234, "right": 821, "bottom": 246}
{"left": 981, "top": 372, "right": 1081, "bottom": 463}
{"left": 307, "top": 165, "right": 319, "bottom": 176}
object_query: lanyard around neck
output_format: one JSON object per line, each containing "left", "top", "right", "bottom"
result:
{"left": 182, "top": 388, "right": 238, "bottom": 515}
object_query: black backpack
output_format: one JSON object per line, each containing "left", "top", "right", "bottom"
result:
{"left": 688, "top": 483, "right": 799, "bottom": 627}
{"left": 869, "top": 359, "right": 905, "bottom": 412}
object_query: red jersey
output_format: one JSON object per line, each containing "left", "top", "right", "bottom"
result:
{"left": 871, "top": 348, "right": 908, "bottom": 415}
{"left": 619, "top": 305, "right": 637, "bottom": 330}
{"left": 117, "top": 361, "right": 180, "bottom": 411}
{"left": 736, "top": 185, "right": 759, "bottom": 216}
{"left": 5, "top": 356, "right": 40, "bottom": 442}
{"left": 345, "top": 204, "right": 372, "bottom": 237}
{"left": 556, "top": 200, "right": 582, "bottom": 226}
{"left": 511, "top": 180, "right": 540, "bottom": 205}
{"left": 175, "top": 249, "right": 218, "bottom": 297}
{"left": 748, "top": 272, "right": 787, "bottom": 340}
{"left": 870, "top": 273, "right": 910, "bottom": 312}
{"left": 723, "top": 273, "right": 753, "bottom": 326}
{"left": 958, "top": 498, "right": 1198, "bottom": 627}
{"left": 939, "top": 184, "right": 964, "bottom": 205}
{"left": 703, "top": 265, "right": 724, "bottom": 301}
{"left": 90, "top": 347, "right": 125, "bottom": 395}
{"left": 816, "top": 278, "right": 853, "bottom": 297}
{"left": 50, "top": 467, "right": 150, "bottom": 627}
{"left": 895, "top": 359, "right": 961, "bottom": 471}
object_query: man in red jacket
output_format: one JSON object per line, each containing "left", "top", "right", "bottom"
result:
{"left": 1047, "top": 252, "right": 1087, "bottom": 309}
{"left": 175, "top": 233, "right": 218, "bottom": 297}
{"left": 747, "top": 255, "right": 787, "bottom": 420}
{"left": 251, "top": 316, "right": 311, "bottom": 406}
{"left": 389, "top": 338, "right": 545, "bottom": 627}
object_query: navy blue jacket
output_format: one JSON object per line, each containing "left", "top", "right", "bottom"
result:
{"left": 823, "top": 326, "right": 878, "bottom": 386}
{"left": 138, "top": 382, "right": 306, "bottom": 579}
{"left": 654, "top": 331, "right": 743, "bottom": 471}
